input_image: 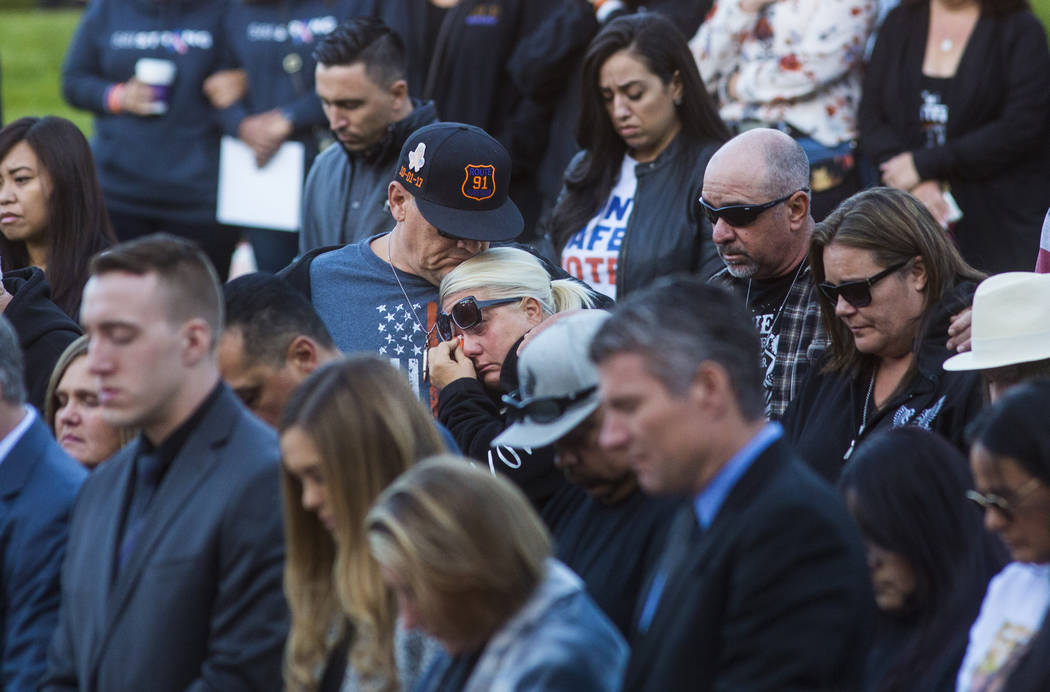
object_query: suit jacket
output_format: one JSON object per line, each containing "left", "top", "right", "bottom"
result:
{"left": 42, "top": 386, "right": 288, "bottom": 691}
{"left": 0, "top": 414, "right": 86, "bottom": 690}
{"left": 625, "top": 437, "right": 873, "bottom": 691}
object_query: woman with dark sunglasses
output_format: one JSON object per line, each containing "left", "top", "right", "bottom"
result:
{"left": 783, "top": 186, "right": 985, "bottom": 482}
{"left": 544, "top": 13, "right": 729, "bottom": 301}
{"left": 839, "top": 427, "right": 1006, "bottom": 692}
{"left": 957, "top": 380, "right": 1050, "bottom": 692}
{"left": 427, "top": 247, "right": 598, "bottom": 514}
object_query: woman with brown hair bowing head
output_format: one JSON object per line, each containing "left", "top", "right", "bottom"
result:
{"left": 278, "top": 356, "right": 447, "bottom": 692}
{"left": 783, "top": 187, "right": 986, "bottom": 481}
{"left": 545, "top": 12, "right": 729, "bottom": 300}
{"left": 859, "top": 0, "right": 1050, "bottom": 273}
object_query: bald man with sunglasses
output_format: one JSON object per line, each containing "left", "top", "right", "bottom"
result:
{"left": 704, "top": 129, "right": 973, "bottom": 420}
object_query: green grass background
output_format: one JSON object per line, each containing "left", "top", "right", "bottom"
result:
{"left": 1, "top": 1, "right": 1050, "bottom": 139}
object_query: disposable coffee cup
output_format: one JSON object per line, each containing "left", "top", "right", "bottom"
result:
{"left": 134, "top": 58, "right": 177, "bottom": 115}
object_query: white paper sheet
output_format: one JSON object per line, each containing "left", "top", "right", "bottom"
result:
{"left": 217, "top": 136, "right": 304, "bottom": 232}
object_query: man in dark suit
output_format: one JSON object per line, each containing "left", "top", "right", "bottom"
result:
{"left": 0, "top": 315, "right": 86, "bottom": 689}
{"left": 590, "top": 276, "right": 872, "bottom": 691}
{"left": 43, "top": 235, "right": 288, "bottom": 691}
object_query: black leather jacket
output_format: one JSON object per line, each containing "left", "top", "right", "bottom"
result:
{"left": 554, "top": 133, "right": 723, "bottom": 298}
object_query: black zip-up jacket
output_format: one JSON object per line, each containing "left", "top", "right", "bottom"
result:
{"left": 554, "top": 133, "right": 723, "bottom": 299}
{"left": 783, "top": 281, "right": 983, "bottom": 483}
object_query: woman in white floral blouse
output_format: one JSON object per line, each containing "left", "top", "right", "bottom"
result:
{"left": 692, "top": 0, "right": 877, "bottom": 219}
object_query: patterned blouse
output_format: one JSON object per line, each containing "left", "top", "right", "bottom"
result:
{"left": 691, "top": 0, "right": 877, "bottom": 147}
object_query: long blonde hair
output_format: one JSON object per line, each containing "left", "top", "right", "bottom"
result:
{"left": 439, "top": 247, "right": 595, "bottom": 314}
{"left": 279, "top": 356, "right": 446, "bottom": 691}
{"left": 367, "top": 456, "right": 551, "bottom": 651}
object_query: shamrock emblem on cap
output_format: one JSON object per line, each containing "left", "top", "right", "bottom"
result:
{"left": 408, "top": 142, "right": 426, "bottom": 172}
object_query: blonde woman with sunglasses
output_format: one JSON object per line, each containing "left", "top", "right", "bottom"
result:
{"left": 427, "top": 246, "right": 598, "bottom": 514}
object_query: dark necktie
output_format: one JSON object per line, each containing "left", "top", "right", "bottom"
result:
{"left": 116, "top": 451, "right": 164, "bottom": 574}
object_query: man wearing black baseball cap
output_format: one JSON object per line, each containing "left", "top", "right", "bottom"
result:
{"left": 281, "top": 121, "right": 527, "bottom": 404}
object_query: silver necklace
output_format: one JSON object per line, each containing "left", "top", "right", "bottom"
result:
{"left": 386, "top": 236, "right": 437, "bottom": 382}
{"left": 386, "top": 235, "right": 436, "bottom": 339}
{"left": 843, "top": 370, "right": 876, "bottom": 461}
{"left": 744, "top": 259, "right": 806, "bottom": 331}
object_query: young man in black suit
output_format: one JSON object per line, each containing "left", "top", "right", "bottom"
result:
{"left": 590, "top": 275, "right": 873, "bottom": 691}
{"left": 43, "top": 235, "right": 287, "bottom": 691}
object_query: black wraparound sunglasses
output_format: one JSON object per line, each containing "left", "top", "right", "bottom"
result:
{"left": 817, "top": 260, "right": 910, "bottom": 309}
{"left": 436, "top": 295, "right": 524, "bottom": 342}
{"left": 502, "top": 385, "right": 598, "bottom": 423}
{"left": 698, "top": 188, "right": 809, "bottom": 227}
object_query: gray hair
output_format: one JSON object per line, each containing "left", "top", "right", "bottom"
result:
{"left": 589, "top": 276, "right": 765, "bottom": 420}
{"left": 764, "top": 134, "right": 810, "bottom": 198}
{"left": 0, "top": 316, "right": 26, "bottom": 405}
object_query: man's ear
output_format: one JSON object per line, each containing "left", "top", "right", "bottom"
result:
{"left": 182, "top": 318, "right": 213, "bottom": 365}
{"left": 787, "top": 190, "right": 811, "bottom": 228}
{"left": 285, "top": 335, "right": 322, "bottom": 377}
{"left": 388, "top": 180, "right": 410, "bottom": 222}
{"left": 688, "top": 360, "right": 732, "bottom": 416}
{"left": 389, "top": 78, "right": 409, "bottom": 108}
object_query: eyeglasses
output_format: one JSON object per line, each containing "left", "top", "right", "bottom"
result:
{"left": 436, "top": 295, "right": 524, "bottom": 342}
{"left": 966, "top": 477, "right": 1043, "bottom": 522}
{"left": 502, "top": 385, "right": 598, "bottom": 423}
{"left": 698, "top": 188, "right": 809, "bottom": 227}
{"left": 816, "top": 260, "right": 909, "bottom": 309}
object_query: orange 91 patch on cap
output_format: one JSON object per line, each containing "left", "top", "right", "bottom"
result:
{"left": 462, "top": 164, "right": 496, "bottom": 201}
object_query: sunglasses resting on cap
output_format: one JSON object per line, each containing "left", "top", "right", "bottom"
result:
{"left": 502, "top": 385, "right": 599, "bottom": 424}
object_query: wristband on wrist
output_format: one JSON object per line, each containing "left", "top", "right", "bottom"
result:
{"left": 106, "top": 83, "right": 126, "bottom": 114}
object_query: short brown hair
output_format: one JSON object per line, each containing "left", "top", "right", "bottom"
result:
{"left": 367, "top": 456, "right": 551, "bottom": 652}
{"left": 90, "top": 233, "right": 223, "bottom": 338}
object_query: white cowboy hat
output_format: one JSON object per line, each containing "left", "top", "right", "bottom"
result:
{"left": 943, "top": 272, "right": 1050, "bottom": 371}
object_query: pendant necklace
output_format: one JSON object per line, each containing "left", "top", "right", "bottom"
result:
{"left": 843, "top": 370, "right": 876, "bottom": 461}
{"left": 940, "top": 38, "right": 954, "bottom": 52}
{"left": 744, "top": 258, "right": 807, "bottom": 332}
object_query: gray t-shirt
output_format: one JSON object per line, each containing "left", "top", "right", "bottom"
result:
{"left": 310, "top": 235, "right": 438, "bottom": 403}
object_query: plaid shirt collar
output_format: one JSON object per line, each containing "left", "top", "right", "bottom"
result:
{"left": 711, "top": 260, "right": 827, "bottom": 419}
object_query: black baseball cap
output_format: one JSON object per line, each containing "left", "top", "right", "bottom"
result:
{"left": 394, "top": 122, "right": 523, "bottom": 242}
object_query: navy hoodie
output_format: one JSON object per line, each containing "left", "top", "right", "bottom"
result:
{"left": 61, "top": 0, "right": 230, "bottom": 225}
{"left": 218, "top": 0, "right": 368, "bottom": 170}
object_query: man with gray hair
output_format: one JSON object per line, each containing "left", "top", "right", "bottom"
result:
{"left": 590, "top": 276, "right": 871, "bottom": 690}
{"left": 0, "top": 315, "right": 86, "bottom": 689}
{"left": 701, "top": 128, "right": 822, "bottom": 419}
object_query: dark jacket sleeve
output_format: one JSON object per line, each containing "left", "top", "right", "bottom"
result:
{"left": 507, "top": 1, "right": 597, "bottom": 101}
{"left": 61, "top": 0, "right": 115, "bottom": 114}
{"left": 857, "top": 8, "right": 910, "bottom": 166}
{"left": 713, "top": 498, "right": 872, "bottom": 691}
{"left": 187, "top": 456, "right": 288, "bottom": 691}
{"left": 913, "top": 13, "right": 1050, "bottom": 181}
{"left": 437, "top": 377, "right": 566, "bottom": 512}
{"left": 3, "top": 464, "right": 81, "bottom": 690}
